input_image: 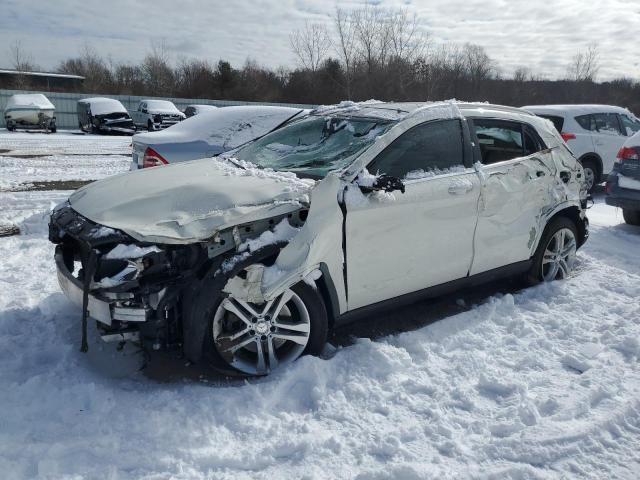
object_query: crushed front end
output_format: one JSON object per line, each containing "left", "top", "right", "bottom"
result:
{"left": 49, "top": 203, "right": 206, "bottom": 351}
{"left": 48, "top": 201, "right": 309, "bottom": 358}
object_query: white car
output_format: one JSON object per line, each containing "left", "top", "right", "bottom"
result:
{"left": 524, "top": 104, "right": 640, "bottom": 191}
{"left": 50, "top": 101, "right": 588, "bottom": 376}
{"left": 131, "top": 99, "right": 186, "bottom": 131}
{"left": 131, "top": 105, "right": 307, "bottom": 169}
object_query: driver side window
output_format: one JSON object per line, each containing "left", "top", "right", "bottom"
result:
{"left": 367, "top": 119, "right": 464, "bottom": 179}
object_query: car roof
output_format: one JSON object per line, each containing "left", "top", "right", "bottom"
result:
{"left": 311, "top": 101, "right": 535, "bottom": 122}
{"left": 523, "top": 104, "right": 632, "bottom": 116}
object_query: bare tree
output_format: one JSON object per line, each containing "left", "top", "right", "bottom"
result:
{"left": 568, "top": 44, "right": 600, "bottom": 82}
{"left": 290, "top": 21, "right": 331, "bottom": 72}
{"left": 387, "top": 8, "right": 425, "bottom": 63}
{"left": 333, "top": 7, "right": 357, "bottom": 98}
{"left": 9, "top": 40, "right": 37, "bottom": 71}
{"left": 141, "top": 41, "right": 175, "bottom": 95}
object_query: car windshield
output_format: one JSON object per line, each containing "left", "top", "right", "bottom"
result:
{"left": 147, "top": 100, "right": 177, "bottom": 110}
{"left": 233, "top": 115, "right": 394, "bottom": 178}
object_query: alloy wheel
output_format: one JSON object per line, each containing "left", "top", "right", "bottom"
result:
{"left": 212, "top": 288, "right": 311, "bottom": 375}
{"left": 541, "top": 227, "right": 577, "bottom": 281}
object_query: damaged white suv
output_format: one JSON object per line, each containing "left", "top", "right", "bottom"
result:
{"left": 49, "top": 101, "right": 589, "bottom": 375}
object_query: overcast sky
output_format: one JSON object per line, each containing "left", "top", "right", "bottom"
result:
{"left": 1, "top": 0, "right": 638, "bottom": 81}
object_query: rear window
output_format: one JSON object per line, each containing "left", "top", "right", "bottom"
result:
{"left": 538, "top": 115, "right": 564, "bottom": 132}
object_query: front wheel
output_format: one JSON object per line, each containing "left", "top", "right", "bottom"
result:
{"left": 526, "top": 217, "right": 578, "bottom": 284}
{"left": 147, "top": 120, "right": 154, "bottom": 132}
{"left": 623, "top": 209, "right": 640, "bottom": 226}
{"left": 205, "top": 273, "right": 328, "bottom": 376}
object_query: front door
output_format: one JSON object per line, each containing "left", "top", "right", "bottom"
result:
{"left": 344, "top": 119, "right": 480, "bottom": 311}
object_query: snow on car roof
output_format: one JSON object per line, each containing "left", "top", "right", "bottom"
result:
{"left": 523, "top": 104, "right": 633, "bottom": 116}
{"left": 5, "top": 94, "right": 55, "bottom": 110}
{"left": 311, "top": 100, "right": 532, "bottom": 121}
{"left": 132, "top": 105, "right": 303, "bottom": 148}
{"left": 79, "top": 97, "right": 128, "bottom": 115}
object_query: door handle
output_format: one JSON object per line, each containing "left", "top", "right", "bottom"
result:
{"left": 448, "top": 182, "right": 473, "bottom": 195}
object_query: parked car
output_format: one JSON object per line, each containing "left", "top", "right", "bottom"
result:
{"left": 184, "top": 104, "right": 218, "bottom": 118}
{"left": 131, "top": 105, "right": 307, "bottom": 169}
{"left": 131, "top": 99, "right": 185, "bottom": 131}
{"left": 4, "top": 93, "right": 56, "bottom": 132}
{"left": 605, "top": 131, "right": 640, "bottom": 225}
{"left": 77, "top": 97, "right": 136, "bottom": 135}
{"left": 49, "top": 101, "right": 588, "bottom": 376}
{"left": 524, "top": 104, "right": 640, "bottom": 192}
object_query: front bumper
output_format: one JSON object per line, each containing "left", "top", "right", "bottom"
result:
{"left": 55, "top": 246, "right": 148, "bottom": 326}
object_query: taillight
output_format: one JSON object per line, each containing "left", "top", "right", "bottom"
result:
{"left": 615, "top": 146, "right": 639, "bottom": 164}
{"left": 561, "top": 132, "right": 576, "bottom": 142}
{"left": 142, "top": 147, "right": 168, "bottom": 168}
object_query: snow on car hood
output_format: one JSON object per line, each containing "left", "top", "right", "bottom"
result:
{"left": 68, "top": 158, "right": 314, "bottom": 243}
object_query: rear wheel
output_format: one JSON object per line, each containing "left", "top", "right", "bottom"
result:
{"left": 580, "top": 158, "right": 599, "bottom": 193}
{"left": 526, "top": 217, "right": 578, "bottom": 284}
{"left": 147, "top": 120, "right": 154, "bottom": 132}
{"left": 623, "top": 209, "right": 640, "bottom": 226}
{"left": 204, "top": 269, "right": 328, "bottom": 376}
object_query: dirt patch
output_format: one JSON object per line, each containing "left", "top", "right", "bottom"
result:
{"left": 0, "top": 225, "right": 20, "bottom": 237}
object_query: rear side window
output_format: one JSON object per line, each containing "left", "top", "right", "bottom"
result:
{"left": 539, "top": 115, "right": 564, "bottom": 132}
{"left": 593, "top": 113, "right": 623, "bottom": 135}
{"left": 575, "top": 114, "right": 596, "bottom": 131}
{"left": 620, "top": 114, "right": 640, "bottom": 136}
{"left": 367, "top": 119, "right": 464, "bottom": 179}
{"left": 472, "top": 119, "right": 545, "bottom": 165}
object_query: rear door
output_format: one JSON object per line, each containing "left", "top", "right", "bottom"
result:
{"left": 469, "top": 118, "right": 556, "bottom": 275}
{"left": 591, "top": 113, "right": 626, "bottom": 175}
{"left": 345, "top": 119, "right": 480, "bottom": 310}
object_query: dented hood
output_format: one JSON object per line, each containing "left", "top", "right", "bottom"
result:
{"left": 69, "top": 158, "right": 313, "bottom": 243}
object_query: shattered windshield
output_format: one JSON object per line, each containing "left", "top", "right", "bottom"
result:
{"left": 233, "top": 115, "right": 394, "bottom": 178}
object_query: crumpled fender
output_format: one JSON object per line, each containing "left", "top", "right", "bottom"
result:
{"left": 261, "top": 173, "right": 348, "bottom": 314}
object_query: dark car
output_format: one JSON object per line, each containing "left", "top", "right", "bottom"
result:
{"left": 605, "top": 131, "right": 640, "bottom": 225}
{"left": 78, "top": 97, "right": 136, "bottom": 135}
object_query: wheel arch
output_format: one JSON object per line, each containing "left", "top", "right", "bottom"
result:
{"left": 578, "top": 152, "right": 603, "bottom": 182}
{"left": 544, "top": 205, "right": 587, "bottom": 249}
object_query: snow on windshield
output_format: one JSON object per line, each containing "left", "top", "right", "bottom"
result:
{"left": 146, "top": 100, "right": 179, "bottom": 111}
{"left": 234, "top": 115, "right": 394, "bottom": 178}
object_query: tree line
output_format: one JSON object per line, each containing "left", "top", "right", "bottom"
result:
{"left": 6, "top": 5, "right": 640, "bottom": 114}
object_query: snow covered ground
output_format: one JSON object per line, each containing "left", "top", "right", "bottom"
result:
{"left": 0, "top": 133, "right": 639, "bottom": 479}
{"left": 0, "top": 130, "right": 131, "bottom": 191}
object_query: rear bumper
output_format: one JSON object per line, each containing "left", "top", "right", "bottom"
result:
{"left": 605, "top": 172, "right": 640, "bottom": 211}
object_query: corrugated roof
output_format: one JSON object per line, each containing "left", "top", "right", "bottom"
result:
{"left": 0, "top": 69, "right": 85, "bottom": 80}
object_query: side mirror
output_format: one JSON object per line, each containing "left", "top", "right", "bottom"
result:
{"left": 360, "top": 175, "right": 406, "bottom": 194}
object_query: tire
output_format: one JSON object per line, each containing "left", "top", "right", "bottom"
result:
{"left": 147, "top": 120, "right": 154, "bottom": 132}
{"left": 580, "top": 158, "right": 599, "bottom": 193}
{"left": 623, "top": 209, "right": 640, "bottom": 226}
{"left": 526, "top": 217, "right": 578, "bottom": 285}
{"left": 201, "top": 273, "right": 328, "bottom": 376}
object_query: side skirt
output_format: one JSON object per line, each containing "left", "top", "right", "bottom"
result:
{"left": 334, "top": 259, "right": 531, "bottom": 327}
